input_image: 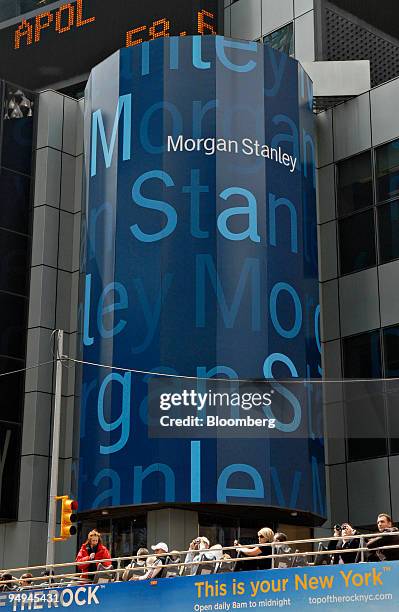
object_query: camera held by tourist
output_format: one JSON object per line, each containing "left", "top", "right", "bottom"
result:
{"left": 184, "top": 537, "right": 214, "bottom": 575}
{"left": 333, "top": 523, "right": 360, "bottom": 564}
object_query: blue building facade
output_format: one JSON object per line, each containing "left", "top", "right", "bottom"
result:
{"left": 79, "top": 36, "right": 323, "bottom": 521}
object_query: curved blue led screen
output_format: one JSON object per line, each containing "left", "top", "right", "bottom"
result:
{"left": 79, "top": 36, "right": 324, "bottom": 519}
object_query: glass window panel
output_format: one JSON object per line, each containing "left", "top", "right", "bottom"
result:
{"left": 336, "top": 151, "right": 373, "bottom": 216}
{"left": 383, "top": 325, "right": 399, "bottom": 379}
{"left": 112, "top": 516, "right": 147, "bottom": 557}
{"left": 0, "top": 169, "right": 31, "bottom": 235}
{"left": 0, "top": 356, "right": 24, "bottom": 423}
{"left": 338, "top": 209, "right": 376, "bottom": 274}
{"left": 263, "top": 23, "right": 294, "bottom": 56}
{"left": 0, "top": 422, "right": 21, "bottom": 521}
{"left": 378, "top": 199, "right": 399, "bottom": 264}
{"left": 345, "top": 393, "right": 387, "bottom": 461}
{"left": 79, "top": 515, "right": 147, "bottom": 557}
{"left": 0, "top": 1, "right": 51, "bottom": 23}
{"left": 20, "top": 0, "right": 55, "bottom": 13}
{"left": 0, "top": 292, "right": 28, "bottom": 358}
{"left": 199, "top": 512, "right": 240, "bottom": 546}
{"left": 0, "top": 229, "right": 30, "bottom": 295}
{"left": 0, "top": 1, "right": 16, "bottom": 23}
{"left": 2, "top": 116, "right": 34, "bottom": 176}
{"left": 347, "top": 435, "right": 387, "bottom": 461}
{"left": 376, "top": 139, "right": 399, "bottom": 203}
{"left": 387, "top": 386, "right": 399, "bottom": 454}
{"left": 342, "top": 330, "right": 382, "bottom": 379}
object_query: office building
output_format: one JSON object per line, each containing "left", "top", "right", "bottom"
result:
{"left": 1, "top": 0, "right": 399, "bottom": 568}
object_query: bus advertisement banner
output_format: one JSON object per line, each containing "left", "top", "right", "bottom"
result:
{"left": 2, "top": 561, "right": 399, "bottom": 611}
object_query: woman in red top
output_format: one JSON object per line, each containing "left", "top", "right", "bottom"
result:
{"left": 76, "top": 530, "right": 112, "bottom": 580}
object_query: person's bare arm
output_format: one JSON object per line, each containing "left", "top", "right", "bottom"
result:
{"left": 237, "top": 546, "right": 262, "bottom": 557}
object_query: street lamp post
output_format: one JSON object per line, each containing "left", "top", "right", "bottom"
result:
{"left": 46, "top": 329, "right": 64, "bottom": 568}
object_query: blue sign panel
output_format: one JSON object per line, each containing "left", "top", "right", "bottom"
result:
{"left": 80, "top": 35, "right": 322, "bottom": 516}
{"left": 4, "top": 562, "right": 399, "bottom": 611}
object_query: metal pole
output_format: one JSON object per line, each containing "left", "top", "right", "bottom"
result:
{"left": 46, "top": 330, "right": 64, "bottom": 568}
{"left": 360, "top": 536, "right": 365, "bottom": 563}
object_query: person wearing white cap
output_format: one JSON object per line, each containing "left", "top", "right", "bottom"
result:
{"left": 184, "top": 537, "right": 215, "bottom": 575}
{"left": 132, "top": 542, "right": 169, "bottom": 580}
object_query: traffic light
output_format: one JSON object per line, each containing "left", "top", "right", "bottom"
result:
{"left": 61, "top": 496, "right": 78, "bottom": 538}
{"left": 53, "top": 495, "right": 78, "bottom": 541}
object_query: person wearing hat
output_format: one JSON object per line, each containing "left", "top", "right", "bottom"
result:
{"left": 184, "top": 537, "right": 214, "bottom": 575}
{"left": 132, "top": 542, "right": 169, "bottom": 580}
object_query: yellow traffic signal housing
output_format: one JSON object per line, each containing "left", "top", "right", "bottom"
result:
{"left": 53, "top": 495, "right": 78, "bottom": 542}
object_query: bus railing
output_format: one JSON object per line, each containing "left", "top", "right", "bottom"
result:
{"left": 1, "top": 531, "right": 399, "bottom": 590}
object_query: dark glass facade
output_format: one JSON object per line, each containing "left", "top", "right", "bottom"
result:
{"left": 376, "top": 139, "right": 399, "bottom": 203}
{"left": 79, "top": 510, "right": 312, "bottom": 559}
{"left": 342, "top": 325, "right": 399, "bottom": 380}
{"left": 0, "top": 81, "right": 34, "bottom": 521}
{"left": 342, "top": 330, "right": 382, "bottom": 379}
{"left": 336, "top": 141, "right": 399, "bottom": 461}
{"left": 79, "top": 515, "right": 148, "bottom": 558}
{"left": 263, "top": 22, "right": 294, "bottom": 55}
{"left": 340, "top": 326, "right": 399, "bottom": 461}
{"left": 336, "top": 140, "right": 399, "bottom": 275}
{"left": 0, "top": 0, "right": 55, "bottom": 23}
{"left": 378, "top": 200, "right": 399, "bottom": 264}
{"left": 338, "top": 133, "right": 399, "bottom": 459}
{"left": 336, "top": 150, "right": 373, "bottom": 217}
{"left": 338, "top": 208, "right": 376, "bottom": 274}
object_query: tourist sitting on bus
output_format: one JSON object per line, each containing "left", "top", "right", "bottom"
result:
{"left": 122, "top": 548, "right": 149, "bottom": 581}
{"left": 76, "top": 530, "right": 112, "bottom": 581}
{"left": 367, "top": 513, "right": 399, "bottom": 561}
{"left": 184, "top": 537, "right": 213, "bottom": 575}
{"left": 235, "top": 527, "right": 275, "bottom": 571}
{"left": 333, "top": 523, "right": 360, "bottom": 564}
{"left": 131, "top": 542, "right": 169, "bottom": 580}
{"left": 273, "top": 533, "right": 293, "bottom": 568}
{"left": 19, "top": 573, "right": 34, "bottom": 589}
{"left": 0, "top": 573, "right": 16, "bottom": 592}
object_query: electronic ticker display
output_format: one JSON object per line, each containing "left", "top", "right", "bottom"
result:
{"left": 0, "top": 0, "right": 222, "bottom": 90}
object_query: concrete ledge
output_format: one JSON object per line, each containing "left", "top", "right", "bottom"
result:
{"left": 301, "top": 60, "right": 371, "bottom": 97}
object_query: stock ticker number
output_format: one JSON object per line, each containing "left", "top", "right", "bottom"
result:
{"left": 125, "top": 11, "right": 217, "bottom": 47}
{"left": 14, "top": 0, "right": 217, "bottom": 50}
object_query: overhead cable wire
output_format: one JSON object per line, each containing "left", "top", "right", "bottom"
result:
{"left": 0, "top": 359, "right": 56, "bottom": 378}
{"left": 62, "top": 355, "right": 399, "bottom": 384}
